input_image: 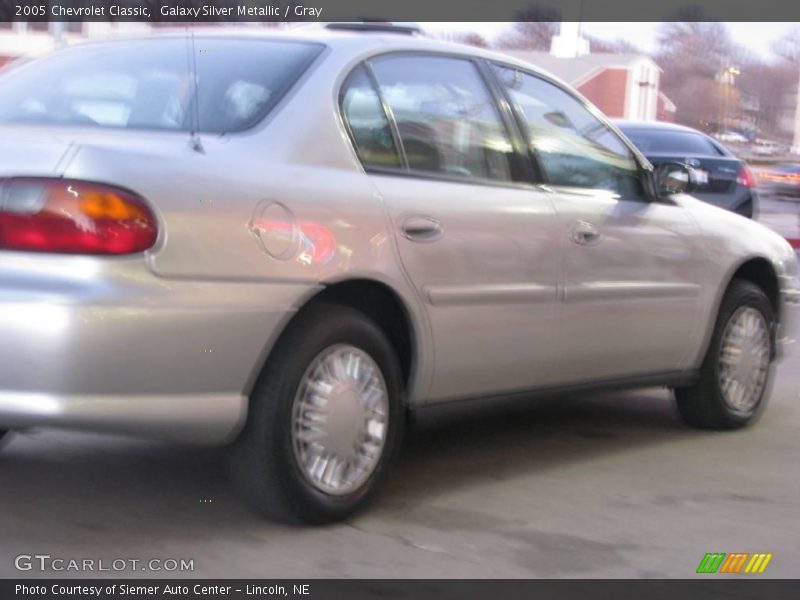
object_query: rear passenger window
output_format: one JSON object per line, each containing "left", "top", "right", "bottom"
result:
{"left": 370, "top": 55, "right": 514, "bottom": 183}
{"left": 339, "top": 66, "right": 401, "bottom": 169}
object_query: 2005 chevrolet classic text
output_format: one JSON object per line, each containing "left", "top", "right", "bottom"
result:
{"left": 0, "top": 25, "right": 798, "bottom": 523}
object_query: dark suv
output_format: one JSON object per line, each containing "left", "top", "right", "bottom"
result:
{"left": 615, "top": 120, "right": 758, "bottom": 218}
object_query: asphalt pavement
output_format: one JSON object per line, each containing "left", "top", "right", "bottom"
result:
{"left": 1, "top": 315, "right": 799, "bottom": 579}
{"left": 758, "top": 194, "right": 800, "bottom": 244}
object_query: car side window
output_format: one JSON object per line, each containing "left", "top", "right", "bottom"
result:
{"left": 493, "top": 64, "right": 643, "bottom": 197}
{"left": 339, "top": 65, "right": 402, "bottom": 169}
{"left": 370, "top": 55, "right": 514, "bottom": 183}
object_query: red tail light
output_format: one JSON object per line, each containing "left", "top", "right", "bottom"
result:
{"left": 0, "top": 178, "right": 157, "bottom": 255}
{"left": 737, "top": 165, "right": 756, "bottom": 188}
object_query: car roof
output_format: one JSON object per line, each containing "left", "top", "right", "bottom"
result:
{"left": 612, "top": 120, "right": 706, "bottom": 135}
{"left": 613, "top": 119, "right": 736, "bottom": 157}
{"left": 61, "top": 26, "right": 575, "bottom": 90}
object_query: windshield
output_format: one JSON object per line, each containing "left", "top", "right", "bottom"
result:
{"left": 0, "top": 38, "right": 322, "bottom": 133}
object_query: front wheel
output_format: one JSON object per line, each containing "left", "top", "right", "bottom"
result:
{"left": 231, "top": 304, "right": 404, "bottom": 524}
{"left": 674, "top": 280, "right": 775, "bottom": 429}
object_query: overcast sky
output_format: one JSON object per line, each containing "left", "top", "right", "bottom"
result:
{"left": 420, "top": 22, "right": 797, "bottom": 59}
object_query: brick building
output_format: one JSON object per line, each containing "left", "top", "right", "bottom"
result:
{"left": 503, "top": 49, "right": 676, "bottom": 123}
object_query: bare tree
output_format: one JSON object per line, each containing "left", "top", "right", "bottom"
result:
{"left": 736, "top": 57, "right": 798, "bottom": 140}
{"left": 434, "top": 31, "right": 489, "bottom": 49}
{"left": 494, "top": 6, "right": 560, "bottom": 51}
{"left": 654, "top": 19, "right": 744, "bottom": 131}
{"left": 772, "top": 26, "right": 800, "bottom": 63}
{"left": 739, "top": 27, "right": 800, "bottom": 141}
{"left": 586, "top": 37, "right": 641, "bottom": 55}
{"left": 656, "top": 21, "right": 735, "bottom": 77}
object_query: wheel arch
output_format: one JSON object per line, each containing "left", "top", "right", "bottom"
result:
{"left": 695, "top": 256, "right": 781, "bottom": 367}
{"left": 246, "top": 277, "right": 422, "bottom": 407}
{"left": 300, "top": 278, "right": 419, "bottom": 392}
{"left": 729, "top": 257, "right": 781, "bottom": 321}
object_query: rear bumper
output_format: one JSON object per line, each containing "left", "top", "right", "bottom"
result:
{"left": 694, "top": 187, "right": 757, "bottom": 217}
{"left": 0, "top": 392, "right": 246, "bottom": 443}
{"left": 0, "top": 253, "right": 316, "bottom": 443}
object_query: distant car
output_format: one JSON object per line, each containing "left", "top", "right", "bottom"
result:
{"left": 716, "top": 131, "right": 749, "bottom": 144}
{"left": 752, "top": 140, "right": 781, "bottom": 157}
{"left": 616, "top": 121, "right": 759, "bottom": 218}
{"left": 761, "top": 162, "right": 800, "bottom": 200}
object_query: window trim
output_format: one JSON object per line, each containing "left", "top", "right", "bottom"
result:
{"left": 473, "top": 57, "right": 540, "bottom": 184}
{"left": 338, "top": 50, "right": 540, "bottom": 190}
{"left": 363, "top": 61, "right": 409, "bottom": 170}
{"left": 485, "top": 58, "right": 658, "bottom": 201}
{"left": 338, "top": 64, "right": 404, "bottom": 170}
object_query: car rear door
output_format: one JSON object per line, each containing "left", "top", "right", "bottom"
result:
{"left": 339, "top": 54, "right": 563, "bottom": 402}
{"left": 492, "top": 63, "right": 705, "bottom": 382}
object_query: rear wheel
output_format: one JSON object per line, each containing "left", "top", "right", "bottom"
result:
{"left": 674, "top": 280, "right": 775, "bottom": 429}
{"left": 231, "top": 304, "right": 404, "bottom": 524}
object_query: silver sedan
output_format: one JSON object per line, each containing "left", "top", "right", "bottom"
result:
{"left": 0, "top": 25, "right": 798, "bottom": 523}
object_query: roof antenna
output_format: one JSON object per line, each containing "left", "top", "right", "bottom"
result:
{"left": 186, "top": 29, "right": 204, "bottom": 154}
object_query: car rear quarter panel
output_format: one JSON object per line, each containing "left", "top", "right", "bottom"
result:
{"left": 58, "top": 44, "right": 432, "bottom": 405}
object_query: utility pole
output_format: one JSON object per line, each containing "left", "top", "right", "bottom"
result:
{"left": 793, "top": 67, "right": 800, "bottom": 154}
{"left": 50, "top": 21, "right": 65, "bottom": 50}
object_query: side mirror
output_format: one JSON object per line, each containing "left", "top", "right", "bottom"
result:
{"left": 654, "top": 162, "right": 697, "bottom": 198}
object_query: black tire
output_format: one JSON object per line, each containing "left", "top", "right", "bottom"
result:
{"left": 734, "top": 199, "right": 754, "bottom": 219}
{"left": 230, "top": 303, "right": 404, "bottom": 524}
{"left": 674, "top": 280, "right": 775, "bottom": 429}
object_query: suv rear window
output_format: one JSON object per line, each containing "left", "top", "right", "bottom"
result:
{"left": 621, "top": 128, "right": 723, "bottom": 156}
{"left": 0, "top": 38, "right": 322, "bottom": 133}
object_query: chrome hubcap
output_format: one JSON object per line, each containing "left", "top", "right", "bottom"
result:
{"left": 718, "top": 306, "right": 771, "bottom": 413}
{"left": 291, "top": 345, "right": 389, "bottom": 496}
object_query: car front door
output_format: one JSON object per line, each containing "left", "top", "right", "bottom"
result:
{"left": 492, "top": 64, "right": 705, "bottom": 382}
{"left": 340, "top": 54, "right": 563, "bottom": 402}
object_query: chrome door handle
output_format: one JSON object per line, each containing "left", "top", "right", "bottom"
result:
{"left": 570, "top": 220, "right": 602, "bottom": 246}
{"left": 401, "top": 216, "right": 443, "bottom": 242}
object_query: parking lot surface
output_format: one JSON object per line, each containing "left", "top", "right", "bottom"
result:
{"left": 1, "top": 310, "right": 798, "bottom": 579}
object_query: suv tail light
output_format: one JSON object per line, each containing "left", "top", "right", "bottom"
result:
{"left": 737, "top": 165, "right": 756, "bottom": 188}
{"left": 0, "top": 178, "right": 157, "bottom": 255}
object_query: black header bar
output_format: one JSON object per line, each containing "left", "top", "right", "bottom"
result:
{"left": 1, "top": 0, "right": 800, "bottom": 22}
